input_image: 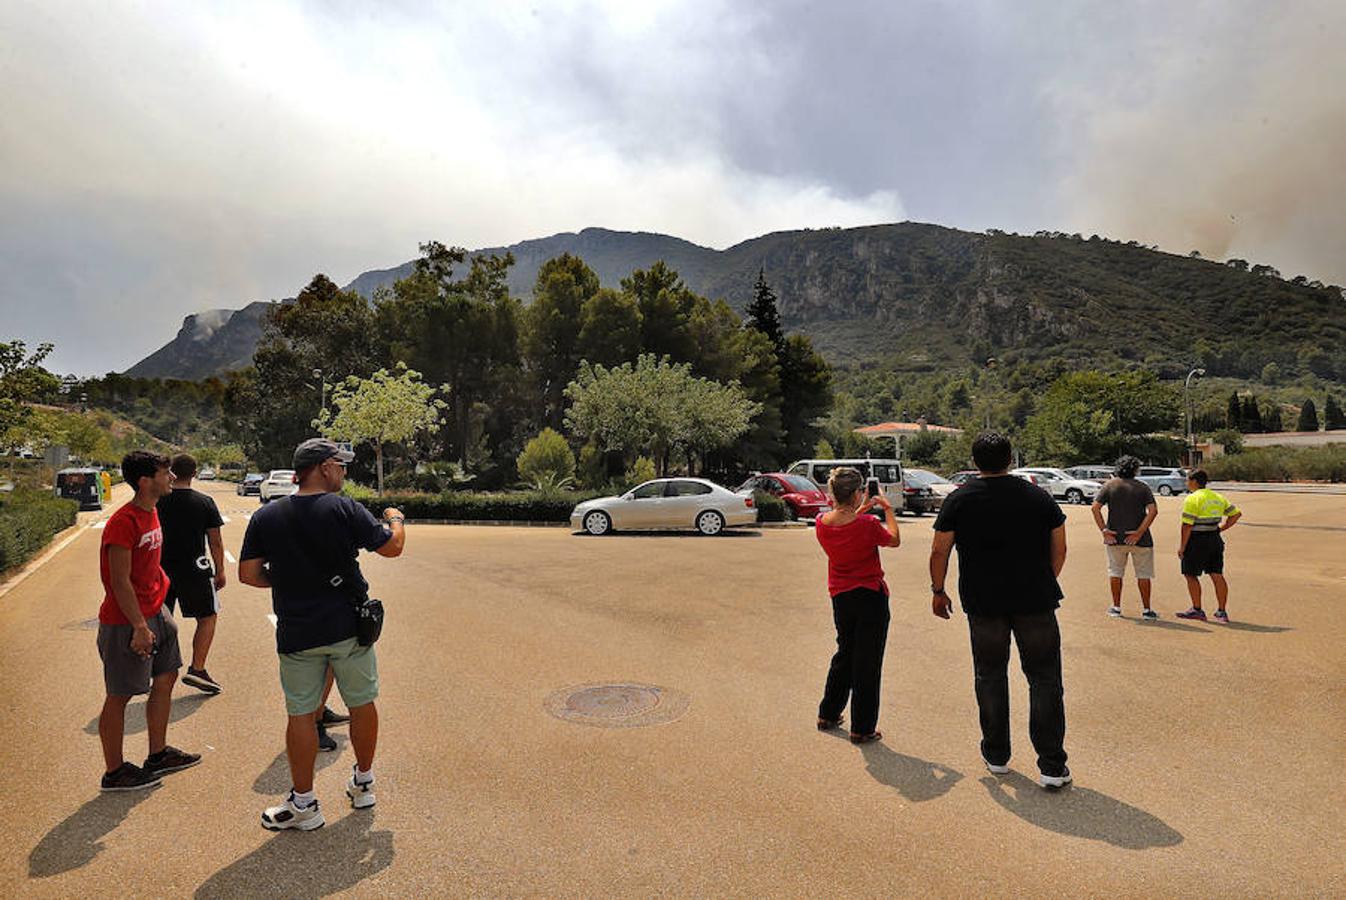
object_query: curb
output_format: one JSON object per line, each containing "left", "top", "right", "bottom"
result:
{"left": 398, "top": 519, "right": 811, "bottom": 529}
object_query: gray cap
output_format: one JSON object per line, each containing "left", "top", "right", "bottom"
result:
{"left": 293, "top": 438, "right": 355, "bottom": 469}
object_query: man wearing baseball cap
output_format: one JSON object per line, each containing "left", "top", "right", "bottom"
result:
{"left": 239, "top": 438, "right": 406, "bottom": 831}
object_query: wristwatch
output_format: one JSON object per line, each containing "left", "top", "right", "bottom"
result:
{"left": 930, "top": 584, "right": 947, "bottom": 595}
{"left": 386, "top": 515, "right": 405, "bottom": 524}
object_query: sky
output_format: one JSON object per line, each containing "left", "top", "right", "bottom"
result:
{"left": 3, "top": 0, "right": 1344, "bottom": 375}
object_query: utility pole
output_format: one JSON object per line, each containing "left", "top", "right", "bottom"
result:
{"left": 1184, "top": 367, "right": 1206, "bottom": 466}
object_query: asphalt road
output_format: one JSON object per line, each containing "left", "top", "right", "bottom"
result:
{"left": 2, "top": 481, "right": 1343, "bottom": 896}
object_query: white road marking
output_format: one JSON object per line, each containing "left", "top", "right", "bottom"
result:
{"left": 225, "top": 551, "right": 237, "bottom": 564}
{"left": 92, "top": 520, "right": 107, "bottom": 530}
{"left": 266, "top": 614, "right": 277, "bottom": 628}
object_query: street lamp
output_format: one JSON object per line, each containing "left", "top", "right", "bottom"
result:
{"left": 1184, "top": 367, "right": 1206, "bottom": 465}
{"left": 313, "top": 368, "right": 326, "bottom": 424}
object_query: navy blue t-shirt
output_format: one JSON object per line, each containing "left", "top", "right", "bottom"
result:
{"left": 240, "top": 492, "right": 392, "bottom": 653}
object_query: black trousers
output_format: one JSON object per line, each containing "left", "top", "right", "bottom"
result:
{"left": 818, "top": 587, "right": 890, "bottom": 735}
{"left": 967, "top": 610, "right": 1068, "bottom": 776}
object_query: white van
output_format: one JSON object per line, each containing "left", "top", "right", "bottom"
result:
{"left": 786, "top": 458, "right": 908, "bottom": 514}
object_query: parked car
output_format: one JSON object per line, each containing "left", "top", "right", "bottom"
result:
{"left": 54, "top": 467, "right": 104, "bottom": 511}
{"left": 259, "top": 469, "right": 298, "bottom": 503}
{"left": 785, "top": 458, "right": 908, "bottom": 513}
{"left": 198, "top": 467, "right": 216, "bottom": 480}
{"left": 1010, "top": 467, "right": 1102, "bottom": 504}
{"left": 571, "top": 478, "right": 757, "bottom": 536}
{"left": 236, "top": 473, "right": 266, "bottom": 496}
{"left": 1065, "top": 465, "right": 1114, "bottom": 482}
{"left": 904, "top": 468, "right": 957, "bottom": 499}
{"left": 948, "top": 470, "right": 979, "bottom": 486}
{"left": 898, "top": 472, "right": 940, "bottom": 515}
{"left": 1138, "top": 466, "right": 1188, "bottom": 496}
{"left": 1014, "top": 471, "right": 1055, "bottom": 495}
{"left": 737, "top": 473, "right": 830, "bottom": 521}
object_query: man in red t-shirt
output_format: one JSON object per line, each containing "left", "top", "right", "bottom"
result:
{"left": 96, "top": 451, "right": 201, "bottom": 791}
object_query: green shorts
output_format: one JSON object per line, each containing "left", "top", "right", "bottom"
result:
{"left": 278, "top": 638, "right": 379, "bottom": 716}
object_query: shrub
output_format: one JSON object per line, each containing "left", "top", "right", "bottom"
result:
{"left": 348, "top": 490, "right": 609, "bottom": 522}
{"left": 752, "top": 489, "right": 787, "bottom": 522}
{"left": 625, "top": 456, "right": 656, "bottom": 485}
{"left": 517, "top": 428, "right": 575, "bottom": 491}
{"left": 0, "top": 490, "right": 78, "bottom": 573}
{"left": 1205, "top": 445, "right": 1346, "bottom": 482}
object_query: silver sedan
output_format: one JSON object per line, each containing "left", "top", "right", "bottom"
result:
{"left": 571, "top": 478, "right": 758, "bottom": 536}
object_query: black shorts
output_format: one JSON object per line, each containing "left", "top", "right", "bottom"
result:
{"left": 1181, "top": 532, "right": 1225, "bottom": 576}
{"left": 164, "top": 567, "right": 219, "bottom": 618}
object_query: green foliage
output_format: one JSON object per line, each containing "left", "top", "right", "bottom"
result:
{"left": 1205, "top": 445, "right": 1346, "bottom": 482}
{"left": 523, "top": 255, "right": 600, "bottom": 427}
{"left": 319, "top": 365, "right": 445, "bottom": 495}
{"left": 516, "top": 428, "right": 576, "bottom": 492}
{"left": 0, "top": 490, "right": 77, "bottom": 573}
{"left": 745, "top": 269, "right": 784, "bottom": 353}
{"left": 565, "top": 355, "right": 760, "bottom": 474}
{"left": 779, "top": 334, "right": 833, "bottom": 460}
{"left": 813, "top": 438, "right": 836, "bottom": 459}
{"left": 1325, "top": 395, "right": 1346, "bottom": 430}
{"left": 576, "top": 288, "right": 642, "bottom": 367}
{"left": 625, "top": 456, "right": 657, "bottom": 485}
{"left": 576, "top": 442, "right": 609, "bottom": 490}
{"left": 1211, "top": 428, "right": 1244, "bottom": 455}
{"left": 347, "top": 490, "right": 609, "bottom": 522}
{"left": 1022, "top": 370, "right": 1179, "bottom": 465}
{"left": 904, "top": 430, "right": 944, "bottom": 465}
{"left": 752, "top": 489, "right": 787, "bottom": 522}
{"left": 81, "top": 373, "right": 235, "bottom": 447}
{"left": 1297, "top": 399, "right": 1320, "bottom": 432}
{"left": 0, "top": 340, "right": 59, "bottom": 439}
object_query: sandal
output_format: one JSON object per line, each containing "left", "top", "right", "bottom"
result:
{"left": 817, "top": 716, "right": 844, "bottom": 731}
{"left": 849, "top": 730, "right": 883, "bottom": 745}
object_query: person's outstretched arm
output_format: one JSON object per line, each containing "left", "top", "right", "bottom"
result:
{"left": 929, "top": 530, "right": 955, "bottom": 619}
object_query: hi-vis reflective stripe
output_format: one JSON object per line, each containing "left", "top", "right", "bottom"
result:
{"left": 1182, "top": 489, "right": 1239, "bottom": 531}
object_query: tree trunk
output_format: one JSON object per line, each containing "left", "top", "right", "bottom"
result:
{"left": 376, "top": 444, "right": 384, "bottom": 496}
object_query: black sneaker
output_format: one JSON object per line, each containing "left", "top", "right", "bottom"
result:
{"left": 319, "top": 705, "right": 350, "bottom": 725}
{"left": 182, "top": 667, "right": 221, "bottom": 694}
{"left": 143, "top": 745, "right": 202, "bottom": 777}
{"left": 317, "top": 722, "right": 338, "bottom": 753}
{"left": 101, "top": 762, "right": 163, "bottom": 792}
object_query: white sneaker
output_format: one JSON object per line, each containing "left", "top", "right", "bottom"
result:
{"left": 261, "top": 793, "right": 325, "bottom": 831}
{"left": 1039, "top": 768, "right": 1073, "bottom": 789}
{"left": 1107, "top": 606, "right": 1122, "bottom": 617}
{"left": 346, "top": 768, "right": 376, "bottom": 809}
{"left": 983, "top": 757, "right": 1010, "bottom": 775}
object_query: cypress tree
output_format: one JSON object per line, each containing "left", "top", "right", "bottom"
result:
{"left": 1324, "top": 394, "right": 1346, "bottom": 430}
{"left": 1263, "top": 402, "right": 1283, "bottom": 433}
{"left": 745, "top": 269, "right": 785, "bottom": 354}
{"left": 1241, "top": 395, "right": 1263, "bottom": 433}
{"left": 1226, "top": 392, "right": 1243, "bottom": 430}
{"left": 1297, "top": 398, "right": 1320, "bottom": 432}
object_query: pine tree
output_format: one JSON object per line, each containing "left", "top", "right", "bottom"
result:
{"left": 1297, "top": 398, "right": 1320, "bottom": 432}
{"left": 1324, "top": 394, "right": 1346, "bottom": 430}
{"left": 1226, "top": 392, "right": 1243, "bottom": 430}
{"left": 745, "top": 269, "right": 785, "bottom": 353}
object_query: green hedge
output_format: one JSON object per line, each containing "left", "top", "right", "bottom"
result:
{"left": 753, "top": 490, "right": 788, "bottom": 522}
{"left": 350, "top": 490, "right": 610, "bottom": 522}
{"left": 0, "top": 491, "right": 78, "bottom": 574}
{"left": 1205, "top": 445, "right": 1346, "bottom": 482}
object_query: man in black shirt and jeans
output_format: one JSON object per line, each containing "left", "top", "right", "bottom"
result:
{"left": 240, "top": 439, "right": 406, "bottom": 831}
{"left": 928, "top": 433, "right": 1072, "bottom": 788}
{"left": 157, "top": 453, "right": 227, "bottom": 693}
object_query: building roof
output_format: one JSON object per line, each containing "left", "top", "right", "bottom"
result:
{"left": 854, "top": 421, "right": 964, "bottom": 436}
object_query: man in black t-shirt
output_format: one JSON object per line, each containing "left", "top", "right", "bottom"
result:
{"left": 239, "top": 438, "right": 406, "bottom": 831}
{"left": 157, "top": 453, "right": 226, "bottom": 694}
{"left": 929, "top": 433, "right": 1072, "bottom": 789}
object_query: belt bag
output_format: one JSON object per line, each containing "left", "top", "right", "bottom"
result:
{"left": 283, "top": 498, "right": 385, "bottom": 646}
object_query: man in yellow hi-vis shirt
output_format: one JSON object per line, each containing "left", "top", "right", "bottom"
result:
{"left": 1175, "top": 468, "right": 1242, "bottom": 623}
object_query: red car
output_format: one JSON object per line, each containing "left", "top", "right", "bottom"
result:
{"left": 738, "top": 473, "right": 831, "bottom": 521}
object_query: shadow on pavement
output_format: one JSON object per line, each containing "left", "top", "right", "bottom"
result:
{"left": 194, "top": 810, "right": 393, "bottom": 899}
{"left": 980, "top": 772, "right": 1183, "bottom": 850}
{"left": 82, "top": 691, "right": 213, "bottom": 736}
{"left": 1220, "top": 621, "right": 1293, "bottom": 633}
{"left": 29, "top": 787, "right": 160, "bottom": 877}
{"left": 1129, "top": 619, "right": 1210, "bottom": 634}
{"left": 573, "top": 530, "right": 763, "bottom": 539}
{"left": 859, "top": 742, "right": 963, "bottom": 802}
{"left": 253, "top": 737, "right": 348, "bottom": 794}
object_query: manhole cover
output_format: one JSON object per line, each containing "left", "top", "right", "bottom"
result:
{"left": 544, "top": 682, "right": 690, "bottom": 728}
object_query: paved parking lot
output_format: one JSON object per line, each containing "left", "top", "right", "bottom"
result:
{"left": 2, "top": 482, "right": 1343, "bottom": 896}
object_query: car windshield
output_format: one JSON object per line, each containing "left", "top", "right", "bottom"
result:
{"left": 907, "top": 469, "right": 951, "bottom": 486}
{"left": 782, "top": 475, "right": 818, "bottom": 492}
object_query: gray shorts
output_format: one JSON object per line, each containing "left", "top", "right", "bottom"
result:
{"left": 97, "top": 610, "right": 182, "bottom": 696}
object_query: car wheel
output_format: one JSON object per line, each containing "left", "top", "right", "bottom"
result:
{"left": 1065, "top": 489, "right": 1084, "bottom": 504}
{"left": 1158, "top": 484, "right": 1173, "bottom": 496}
{"left": 696, "top": 510, "right": 725, "bottom": 535}
{"left": 583, "top": 510, "right": 612, "bottom": 536}
{"left": 785, "top": 505, "right": 798, "bottom": 522}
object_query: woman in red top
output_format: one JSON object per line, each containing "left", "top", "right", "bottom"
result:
{"left": 814, "top": 467, "right": 900, "bottom": 743}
